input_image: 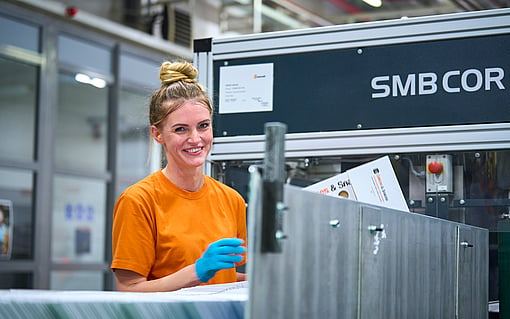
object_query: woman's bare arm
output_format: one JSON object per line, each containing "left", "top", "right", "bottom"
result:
{"left": 114, "top": 265, "right": 201, "bottom": 292}
{"left": 236, "top": 272, "right": 247, "bottom": 282}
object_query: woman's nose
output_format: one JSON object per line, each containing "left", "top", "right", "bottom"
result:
{"left": 188, "top": 129, "right": 201, "bottom": 142}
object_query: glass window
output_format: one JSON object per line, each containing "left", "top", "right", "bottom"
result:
{"left": 51, "top": 175, "right": 106, "bottom": 264}
{"left": 117, "top": 89, "right": 152, "bottom": 196}
{"left": 0, "top": 15, "right": 39, "bottom": 52}
{"left": 0, "top": 57, "right": 37, "bottom": 162}
{"left": 119, "top": 54, "right": 160, "bottom": 88}
{"left": 55, "top": 72, "right": 109, "bottom": 171}
{"left": 57, "top": 35, "right": 110, "bottom": 73}
{"left": 0, "top": 168, "right": 33, "bottom": 259}
{"left": 0, "top": 273, "right": 32, "bottom": 289}
{"left": 50, "top": 271, "right": 103, "bottom": 290}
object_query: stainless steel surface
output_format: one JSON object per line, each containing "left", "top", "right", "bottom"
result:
{"left": 263, "top": 122, "right": 287, "bottom": 183}
{"left": 260, "top": 122, "right": 287, "bottom": 252}
{"left": 247, "top": 185, "right": 488, "bottom": 318}
{"left": 457, "top": 225, "right": 489, "bottom": 318}
{"left": 209, "top": 123, "right": 510, "bottom": 161}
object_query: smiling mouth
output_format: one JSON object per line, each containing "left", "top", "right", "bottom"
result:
{"left": 184, "top": 147, "right": 203, "bottom": 154}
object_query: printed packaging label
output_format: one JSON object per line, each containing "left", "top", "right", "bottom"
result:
{"left": 304, "top": 156, "right": 409, "bottom": 212}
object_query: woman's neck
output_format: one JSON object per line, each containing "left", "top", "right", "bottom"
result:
{"left": 162, "top": 166, "right": 204, "bottom": 192}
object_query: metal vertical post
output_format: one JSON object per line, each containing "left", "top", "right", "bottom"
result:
{"left": 499, "top": 218, "right": 510, "bottom": 319}
{"left": 260, "top": 122, "right": 286, "bottom": 253}
{"left": 33, "top": 23, "right": 58, "bottom": 289}
{"left": 253, "top": 0, "right": 262, "bottom": 33}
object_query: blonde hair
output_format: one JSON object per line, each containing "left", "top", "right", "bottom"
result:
{"left": 149, "top": 60, "right": 212, "bottom": 128}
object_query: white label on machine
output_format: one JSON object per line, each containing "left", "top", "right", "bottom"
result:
{"left": 219, "top": 63, "right": 273, "bottom": 114}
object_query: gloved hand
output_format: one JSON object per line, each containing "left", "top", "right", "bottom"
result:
{"left": 195, "top": 238, "right": 245, "bottom": 283}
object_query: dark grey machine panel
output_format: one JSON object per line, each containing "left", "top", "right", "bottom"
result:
{"left": 213, "top": 34, "right": 510, "bottom": 137}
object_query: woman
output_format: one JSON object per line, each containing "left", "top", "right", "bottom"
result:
{"left": 111, "top": 61, "right": 247, "bottom": 292}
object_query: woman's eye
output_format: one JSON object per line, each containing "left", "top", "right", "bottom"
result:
{"left": 174, "top": 127, "right": 186, "bottom": 133}
{"left": 199, "top": 122, "right": 210, "bottom": 129}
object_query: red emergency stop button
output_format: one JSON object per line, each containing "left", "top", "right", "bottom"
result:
{"left": 428, "top": 161, "right": 443, "bottom": 174}
{"left": 66, "top": 6, "right": 78, "bottom": 17}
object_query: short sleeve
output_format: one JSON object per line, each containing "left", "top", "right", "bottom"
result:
{"left": 111, "top": 190, "right": 156, "bottom": 277}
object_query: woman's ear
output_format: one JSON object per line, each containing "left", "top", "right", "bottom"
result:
{"left": 151, "top": 126, "right": 163, "bottom": 144}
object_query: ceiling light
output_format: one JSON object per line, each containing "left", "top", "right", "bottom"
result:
{"left": 363, "top": 0, "right": 382, "bottom": 8}
{"left": 90, "top": 77, "right": 106, "bottom": 89}
{"left": 74, "top": 73, "right": 90, "bottom": 83}
{"left": 74, "top": 73, "right": 107, "bottom": 89}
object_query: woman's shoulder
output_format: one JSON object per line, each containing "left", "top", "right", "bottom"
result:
{"left": 119, "top": 170, "right": 166, "bottom": 199}
{"left": 205, "top": 175, "right": 233, "bottom": 191}
{"left": 204, "top": 175, "right": 245, "bottom": 201}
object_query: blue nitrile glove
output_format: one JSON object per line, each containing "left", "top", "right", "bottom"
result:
{"left": 195, "top": 238, "right": 245, "bottom": 283}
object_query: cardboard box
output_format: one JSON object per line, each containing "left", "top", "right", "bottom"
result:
{"left": 304, "top": 156, "right": 409, "bottom": 212}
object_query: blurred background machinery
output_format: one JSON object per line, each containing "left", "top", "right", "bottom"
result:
{"left": 7, "top": 0, "right": 510, "bottom": 47}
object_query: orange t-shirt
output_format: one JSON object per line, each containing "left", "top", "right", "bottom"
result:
{"left": 111, "top": 170, "right": 247, "bottom": 284}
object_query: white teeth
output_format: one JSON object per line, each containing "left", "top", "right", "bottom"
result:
{"left": 185, "top": 147, "right": 202, "bottom": 153}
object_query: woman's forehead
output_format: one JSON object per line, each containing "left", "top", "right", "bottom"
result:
{"left": 166, "top": 101, "right": 211, "bottom": 123}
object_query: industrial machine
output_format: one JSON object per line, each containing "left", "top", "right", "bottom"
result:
{"left": 194, "top": 8, "right": 510, "bottom": 318}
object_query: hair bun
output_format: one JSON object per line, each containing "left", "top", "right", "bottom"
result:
{"left": 159, "top": 61, "right": 198, "bottom": 85}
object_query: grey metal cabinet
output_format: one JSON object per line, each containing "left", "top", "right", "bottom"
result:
{"left": 247, "top": 185, "right": 488, "bottom": 318}
{"left": 359, "top": 205, "right": 460, "bottom": 318}
{"left": 457, "top": 225, "right": 489, "bottom": 318}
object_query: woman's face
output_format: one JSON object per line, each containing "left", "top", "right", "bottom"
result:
{"left": 154, "top": 101, "right": 213, "bottom": 170}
